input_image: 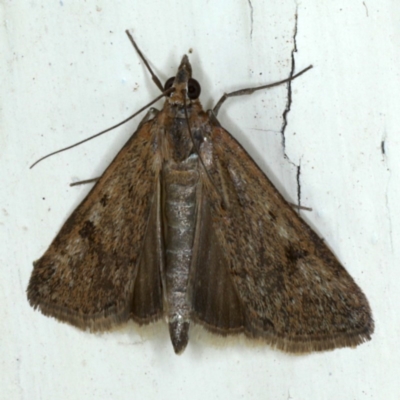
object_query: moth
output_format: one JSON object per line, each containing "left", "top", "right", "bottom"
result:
{"left": 27, "top": 31, "right": 373, "bottom": 354}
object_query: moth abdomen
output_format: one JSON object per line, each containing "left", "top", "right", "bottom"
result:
{"left": 163, "top": 155, "right": 200, "bottom": 354}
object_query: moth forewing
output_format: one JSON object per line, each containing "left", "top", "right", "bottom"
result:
{"left": 199, "top": 118, "right": 373, "bottom": 352}
{"left": 27, "top": 112, "right": 162, "bottom": 332}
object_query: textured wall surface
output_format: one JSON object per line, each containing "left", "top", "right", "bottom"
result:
{"left": 1, "top": 1, "right": 398, "bottom": 399}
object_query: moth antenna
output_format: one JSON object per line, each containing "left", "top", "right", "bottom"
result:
{"left": 213, "top": 64, "right": 313, "bottom": 115}
{"left": 30, "top": 88, "right": 174, "bottom": 169}
{"left": 182, "top": 93, "right": 223, "bottom": 203}
{"left": 125, "top": 30, "right": 164, "bottom": 93}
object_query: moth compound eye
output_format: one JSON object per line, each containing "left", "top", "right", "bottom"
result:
{"left": 187, "top": 78, "right": 201, "bottom": 99}
{"left": 164, "top": 77, "right": 175, "bottom": 95}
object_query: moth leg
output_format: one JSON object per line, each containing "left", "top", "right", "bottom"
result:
{"left": 70, "top": 178, "right": 100, "bottom": 187}
{"left": 212, "top": 65, "right": 313, "bottom": 115}
{"left": 289, "top": 202, "right": 313, "bottom": 212}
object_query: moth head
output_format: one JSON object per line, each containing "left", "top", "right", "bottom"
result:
{"left": 164, "top": 55, "right": 201, "bottom": 105}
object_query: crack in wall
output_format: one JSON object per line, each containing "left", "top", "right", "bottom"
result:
{"left": 362, "top": 1, "right": 369, "bottom": 17}
{"left": 281, "top": 7, "right": 303, "bottom": 211}
{"left": 247, "top": 0, "right": 254, "bottom": 39}
{"left": 381, "top": 130, "right": 387, "bottom": 156}
{"left": 296, "top": 162, "right": 302, "bottom": 213}
{"left": 385, "top": 173, "right": 393, "bottom": 252}
{"left": 281, "top": 11, "right": 298, "bottom": 153}
{"left": 381, "top": 131, "right": 393, "bottom": 252}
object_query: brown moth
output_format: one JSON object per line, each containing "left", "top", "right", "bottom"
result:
{"left": 27, "top": 31, "right": 373, "bottom": 354}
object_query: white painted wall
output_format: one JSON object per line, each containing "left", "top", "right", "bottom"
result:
{"left": 1, "top": 1, "right": 398, "bottom": 399}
